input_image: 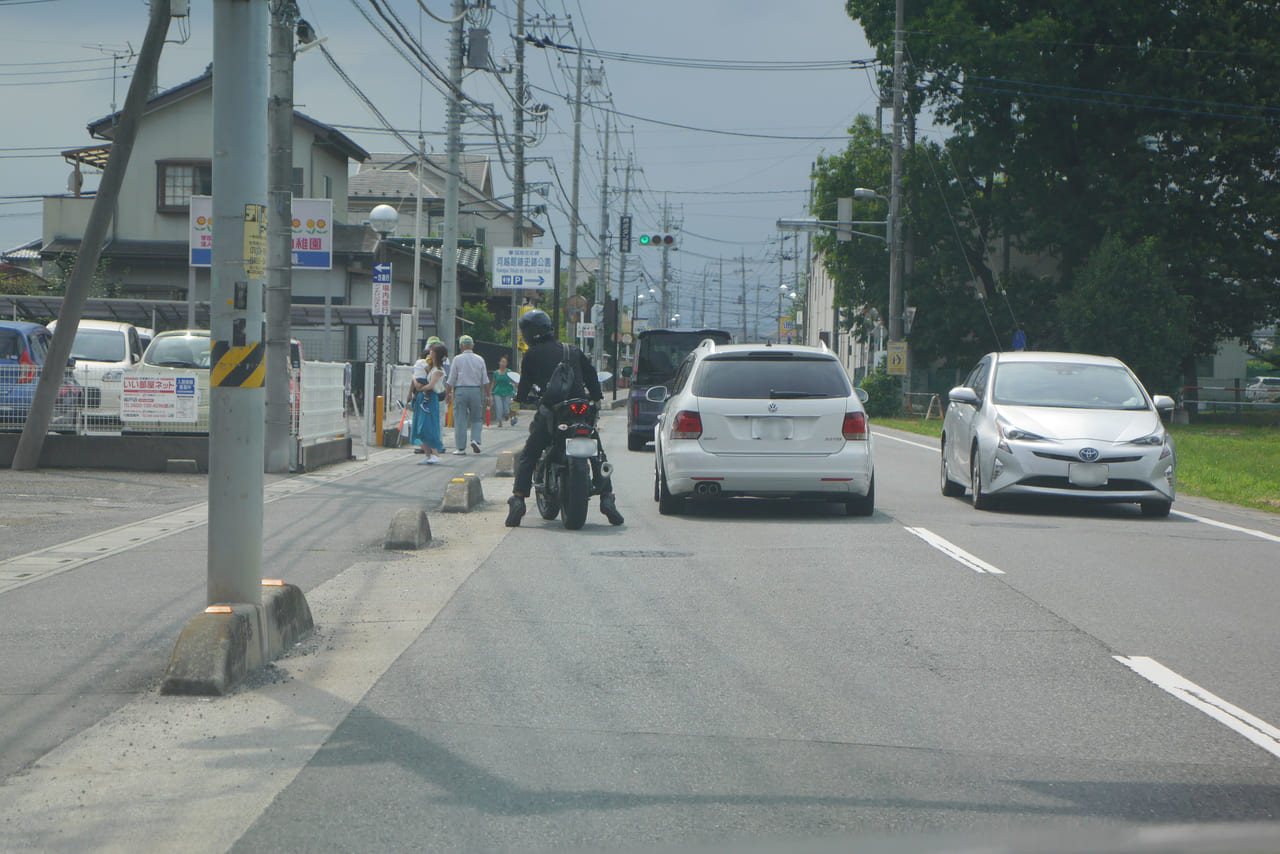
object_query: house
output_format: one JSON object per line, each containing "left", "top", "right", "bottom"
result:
{"left": 34, "top": 69, "right": 481, "bottom": 361}
{"left": 348, "top": 152, "right": 543, "bottom": 330}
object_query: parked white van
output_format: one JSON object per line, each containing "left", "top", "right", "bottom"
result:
{"left": 47, "top": 319, "right": 146, "bottom": 423}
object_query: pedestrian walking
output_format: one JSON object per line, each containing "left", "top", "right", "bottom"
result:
{"left": 411, "top": 344, "right": 446, "bottom": 463}
{"left": 490, "top": 354, "right": 515, "bottom": 427}
{"left": 445, "top": 334, "right": 490, "bottom": 454}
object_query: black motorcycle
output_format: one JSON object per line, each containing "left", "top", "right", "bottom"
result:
{"left": 533, "top": 396, "right": 611, "bottom": 530}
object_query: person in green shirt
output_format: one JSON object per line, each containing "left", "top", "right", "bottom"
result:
{"left": 490, "top": 353, "right": 517, "bottom": 427}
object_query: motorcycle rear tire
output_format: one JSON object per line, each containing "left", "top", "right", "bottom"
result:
{"left": 535, "top": 457, "right": 560, "bottom": 520}
{"left": 561, "top": 457, "right": 592, "bottom": 530}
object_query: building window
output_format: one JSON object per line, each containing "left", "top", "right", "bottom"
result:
{"left": 157, "top": 160, "right": 211, "bottom": 212}
{"left": 292, "top": 167, "right": 305, "bottom": 198}
{"left": 323, "top": 174, "right": 333, "bottom": 199}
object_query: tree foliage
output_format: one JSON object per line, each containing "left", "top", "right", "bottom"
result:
{"left": 837, "top": 0, "right": 1280, "bottom": 383}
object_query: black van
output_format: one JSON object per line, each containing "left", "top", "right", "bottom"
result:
{"left": 625, "top": 327, "right": 731, "bottom": 450}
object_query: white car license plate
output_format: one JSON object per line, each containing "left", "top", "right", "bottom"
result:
{"left": 751, "top": 417, "right": 793, "bottom": 441}
{"left": 1068, "top": 462, "right": 1109, "bottom": 487}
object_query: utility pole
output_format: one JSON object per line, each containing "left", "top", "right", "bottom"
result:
{"left": 208, "top": 0, "right": 268, "bottom": 605}
{"left": 411, "top": 134, "right": 425, "bottom": 360}
{"left": 265, "top": 0, "right": 298, "bottom": 474}
{"left": 888, "top": 0, "right": 905, "bottom": 344}
{"left": 717, "top": 256, "right": 723, "bottom": 329}
{"left": 614, "top": 154, "right": 633, "bottom": 338}
{"left": 594, "top": 109, "right": 610, "bottom": 371}
{"left": 13, "top": 0, "right": 170, "bottom": 469}
{"left": 660, "top": 197, "right": 671, "bottom": 321}
{"left": 440, "top": 0, "right": 465, "bottom": 348}
{"left": 509, "top": 0, "right": 526, "bottom": 368}
{"left": 565, "top": 47, "right": 585, "bottom": 328}
{"left": 739, "top": 253, "right": 748, "bottom": 342}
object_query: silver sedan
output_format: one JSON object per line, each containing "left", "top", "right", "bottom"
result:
{"left": 940, "top": 351, "right": 1177, "bottom": 517}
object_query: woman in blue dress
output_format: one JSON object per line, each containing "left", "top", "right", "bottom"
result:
{"left": 412, "top": 344, "right": 447, "bottom": 463}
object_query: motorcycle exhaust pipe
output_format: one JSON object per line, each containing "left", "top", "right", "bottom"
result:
{"left": 600, "top": 461, "right": 613, "bottom": 476}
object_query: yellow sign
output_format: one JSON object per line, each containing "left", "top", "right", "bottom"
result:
{"left": 243, "top": 204, "right": 267, "bottom": 279}
{"left": 887, "top": 341, "right": 907, "bottom": 376}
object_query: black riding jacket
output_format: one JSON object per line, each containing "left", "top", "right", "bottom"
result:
{"left": 514, "top": 340, "right": 601, "bottom": 405}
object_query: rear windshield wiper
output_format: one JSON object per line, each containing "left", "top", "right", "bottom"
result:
{"left": 768, "top": 390, "right": 827, "bottom": 399}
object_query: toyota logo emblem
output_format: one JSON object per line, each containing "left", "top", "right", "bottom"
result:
{"left": 768, "top": 402, "right": 778, "bottom": 412}
{"left": 1078, "top": 447, "right": 1100, "bottom": 462}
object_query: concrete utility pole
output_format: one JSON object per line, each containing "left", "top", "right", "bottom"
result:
{"left": 718, "top": 256, "right": 723, "bottom": 329}
{"left": 265, "top": 0, "right": 298, "bottom": 474}
{"left": 613, "top": 155, "right": 633, "bottom": 330}
{"left": 411, "top": 133, "right": 425, "bottom": 359}
{"left": 509, "top": 0, "right": 526, "bottom": 368}
{"left": 887, "top": 0, "right": 905, "bottom": 344}
{"left": 660, "top": 198, "right": 671, "bottom": 321}
{"left": 440, "top": 0, "right": 465, "bottom": 348}
{"left": 208, "top": 0, "right": 268, "bottom": 605}
{"left": 739, "top": 253, "right": 748, "bottom": 342}
{"left": 565, "top": 48, "right": 585, "bottom": 325}
{"left": 12, "top": 0, "right": 170, "bottom": 470}
{"left": 593, "top": 111, "right": 610, "bottom": 371}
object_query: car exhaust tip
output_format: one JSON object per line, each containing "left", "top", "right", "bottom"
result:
{"left": 694, "top": 481, "right": 721, "bottom": 497}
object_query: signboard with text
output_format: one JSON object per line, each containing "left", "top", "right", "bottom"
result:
{"left": 121, "top": 375, "right": 199, "bottom": 423}
{"left": 372, "top": 263, "right": 392, "bottom": 316}
{"left": 492, "top": 247, "right": 555, "bottom": 290}
{"left": 887, "top": 341, "right": 907, "bottom": 376}
{"left": 189, "top": 197, "right": 333, "bottom": 270}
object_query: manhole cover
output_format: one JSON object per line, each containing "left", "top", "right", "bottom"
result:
{"left": 592, "top": 550, "right": 692, "bottom": 559}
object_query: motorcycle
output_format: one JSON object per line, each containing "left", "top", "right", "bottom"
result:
{"left": 533, "top": 396, "right": 612, "bottom": 530}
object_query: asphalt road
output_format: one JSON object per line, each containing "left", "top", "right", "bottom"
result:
{"left": 2, "top": 414, "right": 1279, "bottom": 853}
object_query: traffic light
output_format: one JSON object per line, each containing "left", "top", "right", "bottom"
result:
{"left": 638, "top": 234, "right": 675, "bottom": 247}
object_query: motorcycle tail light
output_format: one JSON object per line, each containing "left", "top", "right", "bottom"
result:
{"left": 18, "top": 350, "right": 36, "bottom": 383}
{"left": 672, "top": 410, "right": 702, "bottom": 439}
{"left": 842, "top": 411, "right": 868, "bottom": 440}
{"left": 569, "top": 401, "right": 589, "bottom": 416}
{"left": 574, "top": 426, "right": 592, "bottom": 436}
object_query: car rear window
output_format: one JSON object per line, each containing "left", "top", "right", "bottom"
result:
{"left": 693, "top": 353, "right": 852, "bottom": 399}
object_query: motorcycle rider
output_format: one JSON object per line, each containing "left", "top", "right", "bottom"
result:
{"left": 505, "top": 309, "right": 625, "bottom": 528}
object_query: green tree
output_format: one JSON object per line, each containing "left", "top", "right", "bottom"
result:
{"left": 459, "top": 300, "right": 500, "bottom": 344}
{"left": 845, "top": 0, "right": 1280, "bottom": 383}
{"left": 1059, "top": 234, "right": 1190, "bottom": 394}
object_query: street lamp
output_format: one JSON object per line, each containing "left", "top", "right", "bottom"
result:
{"left": 368, "top": 204, "right": 398, "bottom": 430}
{"left": 778, "top": 288, "right": 797, "bottom": 342}
{"left": 670, "top": 313, "right": 680, "bottom": 327}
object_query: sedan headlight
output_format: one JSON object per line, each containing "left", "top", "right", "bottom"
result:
{"left": 1128, "top": 430, "right": 1173, "bottom": 459}
{"left": 996, "top": 418, "right": 1044, "bottom": 453}
{"left": 101, "top": 370, "right": 123, "bottom": 382}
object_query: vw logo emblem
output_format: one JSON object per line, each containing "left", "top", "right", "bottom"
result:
{"left": 768, "top": 402, "right": 778, "bottom": 412}
{"left": 1078, "top": 447, "right": 1100, "bottom": 462}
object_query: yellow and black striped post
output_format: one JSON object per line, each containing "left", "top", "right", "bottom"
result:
{"left": 210, "top": 341, "right": 266, "bottom": 390}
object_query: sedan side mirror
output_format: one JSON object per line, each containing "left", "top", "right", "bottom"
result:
{"left": 948, "top": 386, "right": 980, "bottom": 407}
{"left": 645, "top": 385, "right": 668, "bottom": 404}
{"left": 1151, "top": 394, "right": 1175, "bottom": 411}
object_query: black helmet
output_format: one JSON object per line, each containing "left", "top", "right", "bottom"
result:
{"left": 519, "top": 309, "right": 555, "bottom": 346}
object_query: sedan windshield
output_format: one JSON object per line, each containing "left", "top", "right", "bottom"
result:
{"left": 993, "top": 361, "right": 1148, "bottom": 410}
{"left": 71, "top": 329, "right": 126, "bottom": 362}
{"left": 693, "top": 354, "right": 852, "bottom": 400}
{"left": 146, "top": 336, "right": 210, "bottom": 369}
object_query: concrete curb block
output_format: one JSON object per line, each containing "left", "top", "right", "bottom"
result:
{"left": 495, "top": 450, "right": 515, "bottom": 477}
{"left": 160, "top": 583, "right": 315, "bottom": 696}
{"left": 442, "top": 472, "right": 484, "bottom": 512}
{"left": 385, "top": 508, "right": 432, "bottom": 550}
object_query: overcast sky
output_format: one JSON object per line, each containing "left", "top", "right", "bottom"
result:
{"left": 0, "top": 0, "right": 880, "bottom": 329}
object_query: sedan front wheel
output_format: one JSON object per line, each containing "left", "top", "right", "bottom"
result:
{"left": 970, "top": 449, "right": 995, "bottom": 511}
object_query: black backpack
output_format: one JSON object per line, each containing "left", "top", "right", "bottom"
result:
{"left": 541, "top": 343, "right": 585, "bottom": 406}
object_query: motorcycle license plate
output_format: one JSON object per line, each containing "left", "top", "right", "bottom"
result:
{"left": 564, "top": 437, "right": 597, "bottom": 458}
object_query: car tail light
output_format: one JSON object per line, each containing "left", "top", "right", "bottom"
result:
{"left": 17, "top": 350, "right": 36, "bottom": 383}
{"left": 671, "top": 410, "right": 702, "bottom": 439}
{"left": 842, "top": 411, "right": 868, "bottom": 440}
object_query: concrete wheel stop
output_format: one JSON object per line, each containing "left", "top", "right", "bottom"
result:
{"left": 442, "top": 472, "right": 484, "bottom": 512}
{"left": 160, "top": 581, "right": 313, "bottom": 696}
{"left": 495, "top": 450, "right": 515, "bottom": 477}
{"left": 385, "top": 508, "right": 432, "bottom": 549}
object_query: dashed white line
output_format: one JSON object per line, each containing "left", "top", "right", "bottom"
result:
{"left": 905, "top": 526, "right": 1006, "bottom": 574}
{"left": 1115, "top": 655, "right": 1280, "bottom": 760}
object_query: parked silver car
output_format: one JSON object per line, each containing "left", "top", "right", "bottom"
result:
{"left": 940, "top": 351, "right": 1176, "bottom": 517}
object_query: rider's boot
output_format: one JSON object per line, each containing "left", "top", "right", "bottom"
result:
{"left": 599, "top": 493, "right": 624, "bottom": 526}
{"left": 505, "top": 494, "right": 526, "bottom": 527}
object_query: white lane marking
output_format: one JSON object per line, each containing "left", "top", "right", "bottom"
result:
{"left": 905, "top": 526, "right": 1006, "bottom": 574}
{"left": 873, "top": 429, "right": 938, "bottom": 452}
{"left": 0, "top": 449, "right": 405, "bottom": 595}
{"left": 1115, "top": 655, "right": 1280, "bottom": 760}
{"left": 1171, "top": 510, "right": 1280, "bottom": 545}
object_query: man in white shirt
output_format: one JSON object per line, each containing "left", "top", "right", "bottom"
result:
{"left": 445, "top": 335, "right": 491, "bottom": 454}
